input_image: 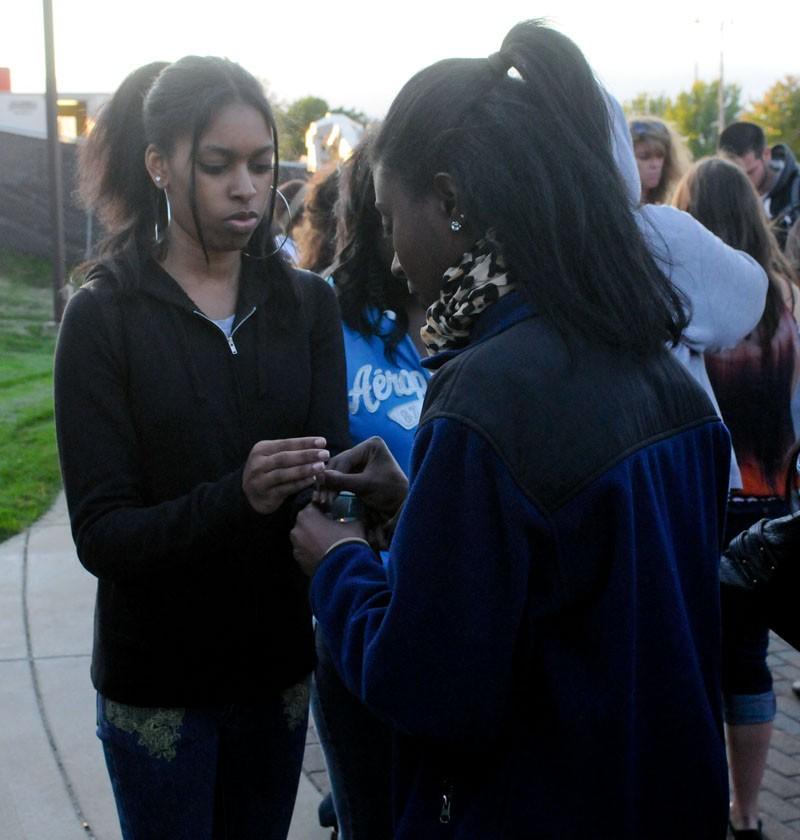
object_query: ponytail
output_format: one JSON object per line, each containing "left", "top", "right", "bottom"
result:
{"left": 76, "top": 61, "right": 168, "bottom": 284}
{"left": 372, "top": 20, "right": 689, "bottom": 355}
{"left": 498, "top": 21, "right": 611, "bottom": 148}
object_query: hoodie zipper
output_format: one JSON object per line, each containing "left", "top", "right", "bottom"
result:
{"left": 439, "top": 779, "right": 454, "bottom": 824}
{"left": 193, "top": 306, "right": 257, "bottom": 355}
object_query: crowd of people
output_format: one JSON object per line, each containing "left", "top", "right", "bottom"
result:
{"left": 52, "top": 17, "right": 800, "bottom": 840}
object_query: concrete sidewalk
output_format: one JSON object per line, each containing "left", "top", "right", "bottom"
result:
{"left": 6, "top": 494, "right": 800, "bottom": 838}
{"left": 0, "top": 492, "right": 330, "bottom": 840}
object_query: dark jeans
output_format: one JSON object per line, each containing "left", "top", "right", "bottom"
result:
{"left": 721, "top": 498, "right": 787, "bottom": 724}
{"left": 96, "top": 685, "right": 309, "bottom": 840}
{"left": 312, "top": 629, "right": 393, "bottom": 840}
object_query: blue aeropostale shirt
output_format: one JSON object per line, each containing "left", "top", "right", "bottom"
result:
{"left": 343, "top": 309, "right": 430, "bottom": 475}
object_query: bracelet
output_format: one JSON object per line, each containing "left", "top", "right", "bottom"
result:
{"left": 324, "top": 537, "right": 374, "bottom": 558}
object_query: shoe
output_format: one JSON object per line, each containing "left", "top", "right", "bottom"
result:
{"left": 728, "top": 818, "right": 763, "bottom": 839}
{"left": 318, "top": 792, "right": 338, "bottom": 829}
{"left": 792, "top": 679, "right": 800, "bottom": 699}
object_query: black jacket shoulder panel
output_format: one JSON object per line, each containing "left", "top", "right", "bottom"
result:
{"left": 420, "top": 317, "right": 718, "bottom": 512}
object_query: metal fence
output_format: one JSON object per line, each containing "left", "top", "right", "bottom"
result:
{"left": 0, "top": 130, "right": 87, "bottom": 266}
{"left": 0, "top": 130, "right": 310, "bottom": 269}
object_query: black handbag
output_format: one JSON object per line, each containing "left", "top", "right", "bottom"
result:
{"left": 720, "top": 510, "right": 800, "bottom": 650}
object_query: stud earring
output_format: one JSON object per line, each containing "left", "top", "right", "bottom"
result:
{"left": 154, "top": 175, "right": 162, "bottom": 185}
{"left": 450, "top": 214, "right": 464, "bottom": 233}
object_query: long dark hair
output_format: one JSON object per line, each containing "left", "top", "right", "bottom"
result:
{"left": 330, "top": 135, "right": 409, "bottom": 360}
{"left": 77, "top": 56, "right": 288, "bottom": 289}
{"left": 371, "top": 19, "right": 688, "bottom": 355}
{"left": 672, "top": 156, "right": 797, "bottom": 346}
{"left": 784, "top": 438, "right": 800, "bottom": 507}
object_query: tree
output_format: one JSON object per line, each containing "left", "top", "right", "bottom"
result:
{"left": 624, "top": 92, "right": 670, "bottom": 118}
{"left": 664, "top": 80, "right": 741, "bottom": 159}
{"left": 257, "top": 88, "right": 371, "bottom": 162}
{"left": 279, "top": 96, "right": 330, "bottom": 161}
{"left": 741, "top": 76, "right": 800, "bottom": 154}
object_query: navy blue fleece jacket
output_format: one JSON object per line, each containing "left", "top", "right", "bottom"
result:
{"left": 310, "top": 294, "right": 731, "bottom": 839}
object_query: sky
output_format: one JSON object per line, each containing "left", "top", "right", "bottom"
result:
{"left": 3, "top": 0, "right": 798, "bottom": 119}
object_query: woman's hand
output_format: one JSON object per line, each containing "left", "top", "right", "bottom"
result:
{"left": 242, "top": 437, "right": 329, "bottom": 515}
{"left": 313, "top": 436, "right": 409, "bottom": 521}
{"left": 291, "top": 503, "right": 366, "bottom": 577}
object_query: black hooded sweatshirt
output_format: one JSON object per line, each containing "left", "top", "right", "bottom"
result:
{"left": 54, "top": 256, "right": 349, "bottom": 706}
{"left": 767, "top": 143, "right": 800, "bottom": 247}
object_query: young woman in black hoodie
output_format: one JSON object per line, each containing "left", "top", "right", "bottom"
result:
{"left": 53, "top": 57, "right": 349, "bottom": 839}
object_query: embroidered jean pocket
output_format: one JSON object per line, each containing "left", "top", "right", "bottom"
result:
{"left": 98, "top": 695, "right": 185, "bottom": 761}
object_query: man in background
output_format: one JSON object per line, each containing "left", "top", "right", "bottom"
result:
{"left": 719, "top": 121, "right": 800, "bottom": 251}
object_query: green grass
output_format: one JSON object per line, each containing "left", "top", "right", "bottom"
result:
{"left": 0, "top": 249, "right": 62, "bottom": 543}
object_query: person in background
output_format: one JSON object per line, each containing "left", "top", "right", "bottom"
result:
{"left": 291, "top": 20, "right": 732, "bottom": 839}
{"left": 273, "top": 177, "right": 308, "bottom": 264}
{"left": 54, "top": 57, "right": 349, "bottom": 839}
{"left": 721, "top": 438, "right": 800, "bottom": 654}
{"left": 331, "top": 135, "right": 430, "bottom": 466}
{"left": 628, "top": 115, "right": 690, "bottom": 204}
{"left": 312, "top": 134, "right": 429, "bottom": 839}
{"left": 720, "top": 125, "right": 800, "bottom": 707}
{"left": 719, "top": 121, "right": 800, "bottom": 251}
{"left": 787, "top": 222, "right": 800, "bottom": 276}
{"left": 673, "top": 156, "right": 800, "bottom": 840}
{"left": 294, "top": 165, "right": 340, "bottom": 274}
{"left": 608, "top": 92, "right": 768, "bottom": 495}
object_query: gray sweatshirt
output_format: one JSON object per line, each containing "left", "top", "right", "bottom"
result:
{"left": 606, "top": 92, "right": 768, "bottom": 488}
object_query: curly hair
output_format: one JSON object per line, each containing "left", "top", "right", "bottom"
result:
{"left": 294, "top": 165, "right": 340, "bottom": 274}
{"left": 329, "top": 133, "right": 409, "bottom": 361}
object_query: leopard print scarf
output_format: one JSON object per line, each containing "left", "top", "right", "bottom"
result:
{"left": 421, "top": 234, "right": 515, "bottom": 354}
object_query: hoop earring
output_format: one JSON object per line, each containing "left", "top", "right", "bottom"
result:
{"left": 244, "top": 187, "right": 294, "bottom": 260}
{"left": 154, "top": 188, "right": 172, "bottom": 244}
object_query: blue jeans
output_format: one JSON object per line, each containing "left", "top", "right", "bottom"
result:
{"left": 97, "top": 684, "right": 309, "bottom": 840}
{"left": 312, "top": 629, "right": 393, "bottom": 840}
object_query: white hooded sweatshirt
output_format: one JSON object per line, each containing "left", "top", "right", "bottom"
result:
{"left": 606, "top": 92, "right": 768, "bottom": 488}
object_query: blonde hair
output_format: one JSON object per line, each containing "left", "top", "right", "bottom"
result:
{"left": 629, "top": 117, "right": 691, "bottom": 204}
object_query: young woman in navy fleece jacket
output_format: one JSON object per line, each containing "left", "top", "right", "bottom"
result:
{"left": 290, "top": 20, "right": 732, "bottom": 840}
{"left": 54, "top": 58, "right": 349, "bottom": 839}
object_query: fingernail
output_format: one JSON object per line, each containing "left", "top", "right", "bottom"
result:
{"left": 318, "top": 450, "right": 330, "bottom": 460}
{"left": 312, "top": 462, "right": 325, "bottom": 473}
{"left": 314, "top": 438, "right": 326, "bottom": 447}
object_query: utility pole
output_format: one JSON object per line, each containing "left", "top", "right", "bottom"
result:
{"left": 43, "top": 0, "right": 66, "bottom": 324}
{"left": 717, "top": 20, "right": 726, "bottom": 141}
